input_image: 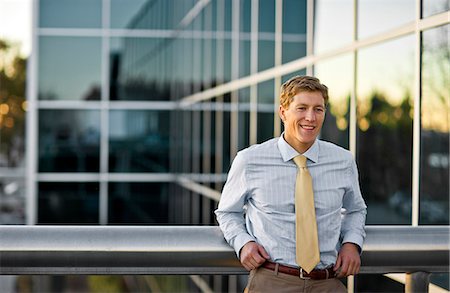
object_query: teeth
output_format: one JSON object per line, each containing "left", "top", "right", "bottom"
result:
{"left": 302, "top": 125, "right": 314, "bottom": 130}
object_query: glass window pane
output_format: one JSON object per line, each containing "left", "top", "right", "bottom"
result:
{"left": 110, "top": 37, "right": 173, "bottom": 101}
{"left": 39, "top": 37, "right": 101, "bottom": 101}
{"left": 358, "top": 0, "right": 415, "bottom": 39}
{"left": 314, "top": 54, "right": 353, "bottom": 149}
{"left": 241, "top": 0, "right": 251, "bottom": 33}
{"left": 0, "top": 177, "right": 25, "bottom": 224}
{"left": 258, "top": 40, "right": 275, "bottom": 72}
{"left": 109, "top": 110, "right": 170, "bottom": 172}
{"left": 239, "top": 88, "right": 250, "bottom": 150}
{"left": 222, "top": 105, "right": 231, "bottom": 173}
{"left": 257, "top": 80, "right": 274, "bottom": 143}
{"left": 357, "top": 35, "right": 415, "bottom": 225}
{"left": 282, "top": 0, "right": 307, "bottom": 63}
{"left": 38, "top": 182, "right": 99, "bottom": 224}
{"left": 110, "top": 0, "right": 181, "bottom": 29}
{"left": 38, "top": 110, "right": 100, "bottom": 172}
{"left": 39, "top": 0, "right": 102, "bottom": 28}
{"left": 314, "top": 0, "right": 353, "bottom": 54}
{"left": 108, "top": 182, "right": 170, "bottom": 224}
{"left": 240, "top": 40, "right": 251, "bottom": 77}
{"left": 420, "top": 24, "right": 449, "bottom": 225}
{"left": 422, "top": 0, "right": 450, "bottom": 18}
{"left": 259, "top": 0, "right": 275, "bottom": 32}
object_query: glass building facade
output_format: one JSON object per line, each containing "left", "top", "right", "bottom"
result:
{"left": 0, "top": 0, "right": 448, "bottom": 292}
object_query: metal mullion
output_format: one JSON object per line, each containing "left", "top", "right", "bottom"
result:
{"left": 99, "top": 0, "right": 110, "bottom": 225}
{"left": 273, "top": 0, "right": 283, "bottom": 137}
{"left": 249, "top": 0, "right": 258, "bottom": 145}
{"left": 347, "top": 3, "right": 358, "bottom": 292}
{"left": 230, "top": 0, "right": 240, "bottom": 160}
{"left": 306, "top": 0, "right": 314, "bottom": 76}
{"left": 201, "top": 4, "right": 213, "bottom": 224}
{"left": 26, "top": 0, "right": 39, "bottom": 225}
{"left": 411, "top": 0, "right": 423, "bottom": 227}
{"left": 215, "top": 0, "right": 225, "bottom": 191}
{"left": 349, "top": 0, "right": 358, "bottom": 156}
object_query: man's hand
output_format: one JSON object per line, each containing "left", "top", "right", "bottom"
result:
{"left": 239, "top": 241, "right": 270, "bottom": 271}
{"left": 333, "top": 243, "right": 361, "bottom": 278}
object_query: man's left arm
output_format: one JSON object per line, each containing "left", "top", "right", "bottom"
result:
{"left": 334, "top": 159, "right": 367, "bottom": 278}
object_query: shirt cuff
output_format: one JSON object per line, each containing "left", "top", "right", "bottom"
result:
{"left": 342, "top": 232, "right": 364, "bottom": 253}
{"left": 233, "top": 233, "right": 256, "bottom": 258}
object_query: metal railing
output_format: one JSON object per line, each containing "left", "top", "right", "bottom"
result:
{"left": 1, "top": 226, "right": 448, "bottom": 291}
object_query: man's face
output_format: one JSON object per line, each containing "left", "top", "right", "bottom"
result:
{"left": 279, "top": 91, "right": 326, "bottom": 153}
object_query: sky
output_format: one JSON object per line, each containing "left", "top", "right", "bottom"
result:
{"left": 0, "top": 0, "right": 32, "bottom": 57}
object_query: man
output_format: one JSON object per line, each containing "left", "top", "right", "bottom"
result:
{"left": 215, "top": 75, "right": 367, "bottom": 292}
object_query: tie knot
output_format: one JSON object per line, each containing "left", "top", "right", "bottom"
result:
{"left": 293, "top": 155, "right": 307, "bottom": 168}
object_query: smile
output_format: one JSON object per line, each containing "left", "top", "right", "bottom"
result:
{"left": 301, "top": 125, "right": 315, "bottom": 130}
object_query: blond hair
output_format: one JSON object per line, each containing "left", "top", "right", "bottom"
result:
{"left": 279, "top": 75, "right": 329, "bottom": 109}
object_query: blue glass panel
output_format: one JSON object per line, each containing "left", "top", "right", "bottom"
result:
{"left": 39, "top": 0, "right": 102, "bottom": 28}
{"left": 39, "top": 37, "right": 101, "bottom": 101}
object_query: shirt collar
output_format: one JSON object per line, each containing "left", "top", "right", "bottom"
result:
{"left": 277, "top": 134, "right": 319, "bottom": 164}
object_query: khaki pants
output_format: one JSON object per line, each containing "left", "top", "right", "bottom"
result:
{"left": 245, "top": 267, "right": 347, "bottom": 293}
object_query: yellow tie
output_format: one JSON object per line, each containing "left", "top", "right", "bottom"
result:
{"left": 293, "top": 155, "right": 320, "bottom": 273}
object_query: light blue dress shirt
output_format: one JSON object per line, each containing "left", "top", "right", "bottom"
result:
{"left": 215, "top": 136, "right": 367, "bottom": 269}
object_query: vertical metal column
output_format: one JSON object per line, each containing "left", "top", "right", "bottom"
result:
{"left": 411, "top": 0, "right": 422, "bottom": 227}
{"left": 230, "top": 0, "right": 240, "bottom": 159}
{"left": 26, "top": 0, "right": 39, "bottom": 225}
{"left": 99, "top": 0, "right": 111, "bottom": 225}
{"left": 273, "top": 0, "right": 283, "bottom": 137}
{"left": 249, "top": 0, "right": 259, "bottom": 145}
{"left": 405, "top": 272, "right": 430, "bottom": 293}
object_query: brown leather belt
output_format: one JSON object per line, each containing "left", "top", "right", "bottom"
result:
{"left": 262, "top": 261, "right": 336, "bottom": 280}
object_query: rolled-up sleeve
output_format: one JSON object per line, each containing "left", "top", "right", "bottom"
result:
{"left": 341, "top": 159, "right": 367, "bottom": 251}
{"left": 215, "top": 151, "right": 255, "bottom": 257}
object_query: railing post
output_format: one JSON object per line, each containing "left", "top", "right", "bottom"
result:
{"left": 405, "top": 272, "right": 430, "bottom": 293}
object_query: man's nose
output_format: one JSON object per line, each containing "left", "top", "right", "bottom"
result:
{"left": 305, "top": 109, "right": 316, "bottom": 121}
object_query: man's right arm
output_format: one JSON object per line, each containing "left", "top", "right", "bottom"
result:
{"left": 215, "top": 152, "right": 256, "bottom": 257}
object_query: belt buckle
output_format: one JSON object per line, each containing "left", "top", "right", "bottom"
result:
{"left": 299, "top": 268, "right": 311, "bottom": 280}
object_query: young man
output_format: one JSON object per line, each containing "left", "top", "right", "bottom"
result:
{"left": 215, "top": 76, "right": 367, "bottom": 292}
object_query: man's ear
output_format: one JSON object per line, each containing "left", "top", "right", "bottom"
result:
{"left": 278, "top": 105, "right": 286, "bottom": 122}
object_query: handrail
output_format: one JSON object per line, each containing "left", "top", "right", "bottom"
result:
{"left": 0, "top": 225, "right": 448, "bottom": 275}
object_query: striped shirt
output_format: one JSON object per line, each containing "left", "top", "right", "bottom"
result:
{"left": 215, "top": 136, "right": 367, "bottom": 269}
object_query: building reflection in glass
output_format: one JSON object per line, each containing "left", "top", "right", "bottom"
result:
{"left": 358, "top": 0, "right": 415, "bottom": 39}
{"left": 109, "top": 110, "right": 170, "bottom": 173}
{"left": 38, "top": 110, "right": 100, "bottom": 172}
{"left": 314, "top": 0, "right": 353, "bottom": 54}
{"left": 357, "top": 35, "right": 415, "bottom": 224}
{"left": 38, "top": 182, "right": 99, "bottom": 224}
{"left": 420, "top": 24, "right": 449, "bottom": 225}
{"left": 108, "top": 182, "right": 170, "bottom": 224}
{"left": 38, "top": 36, "right": 102, "bottom": 101}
